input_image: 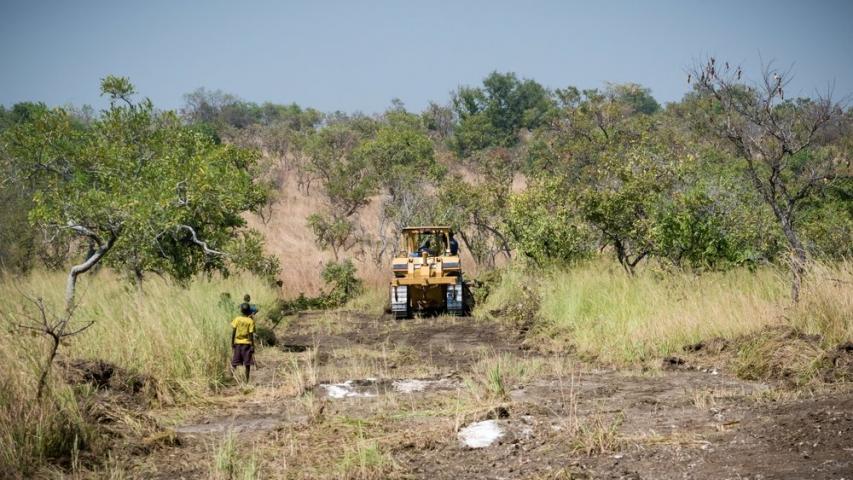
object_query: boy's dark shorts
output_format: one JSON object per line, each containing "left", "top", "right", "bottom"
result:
{"left": 231, "top": 344, "right": 255, "bottom": 367}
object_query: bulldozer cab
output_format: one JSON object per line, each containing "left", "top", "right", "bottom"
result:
{"left": 401, "top": 227, "right": 453, "bottom": 257}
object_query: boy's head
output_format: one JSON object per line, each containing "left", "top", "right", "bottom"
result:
{"left": 243, "top": 294, "right": 251, "bottom": 302}
{"left": 240, "top": 303, "right": 253, "bottom": 316}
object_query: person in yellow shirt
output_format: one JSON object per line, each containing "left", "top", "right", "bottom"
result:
{"left": 230, "top": 303, "right": 256, "bottom": 382}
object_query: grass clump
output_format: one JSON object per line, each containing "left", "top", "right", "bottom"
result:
{"left": 0, "top": 380, "right": 92, "bottom": 476}
{"left": 570, "top": 414, "right": 624, "bottom": 456}
{"left": 211, "top": 431, "right": 261, "bottom": 480}
{"left": 337, "top": 439, "right": 393, "bottom": 480}
{"left": 789, "top": 261, "right": 853, "bottom": 346}
{"left": 536, "top": 260, "right": 786, "bottom": 364}
{"left": 5, "top": 271, "right": 278, "bottom": 399}
{"left": 733, "top": 327, "right": 827, "bottom": 385}
{"left": 465, "top": 353, "right": 544, "bottom": 402}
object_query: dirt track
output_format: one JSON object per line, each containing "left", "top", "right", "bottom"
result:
{"left": 134, "top": 312, "right": 853, "bottom": 479}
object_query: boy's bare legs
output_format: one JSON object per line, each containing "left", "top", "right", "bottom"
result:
{"left": 244, "top": 365, "right": 251, "bottom": 382}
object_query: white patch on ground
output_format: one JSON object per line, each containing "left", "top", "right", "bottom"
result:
{"left": 458, "top": 420, "right": 504, "bottom": 448}
{"left": 320, "top": 381, "right": 377, "bottom": 399}
{"left": 392, "top": 378, "right": 458, "bottom": 394}
{"left": 393, "top": 379, "right": 432, "bottom": 393}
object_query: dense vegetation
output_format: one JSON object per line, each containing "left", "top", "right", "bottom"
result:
{"left": 170, "top": 68, "right": 850, "bottom": 283}
{"left": 4, "top": 68, "right": 850, "bottom": 285}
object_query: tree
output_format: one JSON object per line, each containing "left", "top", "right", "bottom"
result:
{"left": 421, "top": 101, "right": 455, "bottom": 140}
{"left": 505, "top": 178, "right": 593, "bottom": 266}
{"left": 304, "top": 121, "right": 378, "bottom": 217}
{"left": 690, "top": 58, "right": 850, "bottom": 300}
{"left": 535, "top": 86, "right": 675, "bottom": 273}
{"left": 451, "top": 72, "right": 555, "bottom": 155}
{"left": 301, "top": 117, "right": 379, "bottom": 259}
{"left": 0, "top": 102, "right": 51, "bottom": 272}
{"left": 353, "top": 118, "right": 443, "bottom": 262}
{"left": 436, "top": 148, "right": 517, "bottom": 266}
{"left": 306, "top": 213, "right": 358, "bottom": 261}
{"left": 1, "top": 76, "right": 275, "bottom": 396}
{"left": 576, "top": 145, "right": 670, "bottom": 274}
{"left": 608, "top": 83, "right": 661, "bottom": 115}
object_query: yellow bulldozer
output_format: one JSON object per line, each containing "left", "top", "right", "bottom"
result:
{"left": 389, "top": 226, "right": 471, "bottom": 319}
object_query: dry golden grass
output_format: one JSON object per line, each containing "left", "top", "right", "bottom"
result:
{"left": 246, "top": 168, "right": 486, "bottom": 297}
{"left": 789, "top": 261, "right": 853, "bottom": 345}
{"left": 245, "top": 173, "right": 391, "bottom": 296}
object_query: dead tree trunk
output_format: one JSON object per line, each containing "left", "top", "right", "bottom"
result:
{"left": 690, "top": 57, "right": 843, "bottom": 302}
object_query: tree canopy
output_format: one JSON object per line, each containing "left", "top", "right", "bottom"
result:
{"left": 2, "top": 76, "right": 278, "bottom": 285}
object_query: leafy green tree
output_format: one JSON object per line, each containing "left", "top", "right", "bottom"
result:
{"left": 532, "top": 87, "right": 672, "bottom": 272}
{"left": 0, "top": 102, "right": 51, "bottom": 272}
{"left": 306, "top": 213, "right": 358, "bottom": 260}
{"left": 353, "top": 117, "right": 444, "bottom": 262}
{"left": 505, "top": 178, "right": 593, "bottom": 266}
{"left": 576, "top": 151, "right": 666, "bottom": 274}
{"left": 436, "top": 149, "right": 516, "bottom": 266}
{"left": 607, "top": 83, "right": 661, "bottom": 115}
{"left": 0, "top": 102, "right": 49, "bottom": 132}
{"left": 321, "top": 259, "right": 363, "bottom": 306}
{"left": 451, "top": 72, "right": 554, "bottom": 155}
{"left": 1, "top": 76, "right": 276, "bottom": 396}
{"left": 299, "top": 117, "right": 379, "bottom": 259}
{"left": 305, "top": 121, "right": 379, "bottom": 217}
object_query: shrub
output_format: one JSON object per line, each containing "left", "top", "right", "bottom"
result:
{"left": 321, "top": 260, "right": 363, "bottom": 307}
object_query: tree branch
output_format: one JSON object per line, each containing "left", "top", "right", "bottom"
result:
{"left": 176, "top": 225, "right": 227, "bottom": 256}
{"left": 65, "top": 222, "right": 103, "bottom": 246}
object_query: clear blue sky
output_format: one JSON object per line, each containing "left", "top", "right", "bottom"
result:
{"left": 1, "top": 0, "right": 851, "bottom": 113}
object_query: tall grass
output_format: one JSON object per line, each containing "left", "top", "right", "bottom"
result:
{"left": 477, "top": 259, "right": 852, "bottom": 366}
{"left": 0, "top": 270, "right": 277, "bottom": 475}
{"left": 789, "top": 261, "right": 853, "bottom": 346}
{"left": 1, "top": 270, "right": 277, "bottom": 398}
{"left": 342, "top": 285, "right": 388, "bottom": 316}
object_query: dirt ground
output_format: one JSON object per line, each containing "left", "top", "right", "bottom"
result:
{"left": 124, "top": 312, "right": 853, "bottom": 479}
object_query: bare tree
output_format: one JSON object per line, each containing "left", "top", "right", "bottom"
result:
{"left": 11, "top": 224, "right": 118, "bottom": 399}
{"left": 13, "top": 277, "right": 98, "bottom": 400}
{"left": 690, "top": 57, "right": 850, "bottom": 301}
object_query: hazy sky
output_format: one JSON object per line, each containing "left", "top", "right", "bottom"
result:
{"left": 1, "top": 0, "right": 851, "bottom": 113}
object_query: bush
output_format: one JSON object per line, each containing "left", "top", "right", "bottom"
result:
{"left": 321, "top": 259, "right": 363, "bottom": 306}
{"left": 254, "top": 325, "right": 277, "bottom": 347}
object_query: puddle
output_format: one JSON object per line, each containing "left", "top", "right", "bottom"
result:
{"left": 392, "top": 378, "right": 458, "bottom": 393}
{"left": 318, "top": 377, "right": 459, "bottom": 399}
{"left": 319, "top": 380, "right": 379, "bottom": 399}
{"left": 458, "top": 420, "right": 504, "bottom": 448}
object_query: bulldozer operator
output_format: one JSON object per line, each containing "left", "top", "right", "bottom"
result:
{"left": 414, "top": 233, "right": 444, "bottom": 256}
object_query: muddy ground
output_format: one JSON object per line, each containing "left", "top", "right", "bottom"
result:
{"left": 124, "top": 312, "right": 852, "bottom": 479}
